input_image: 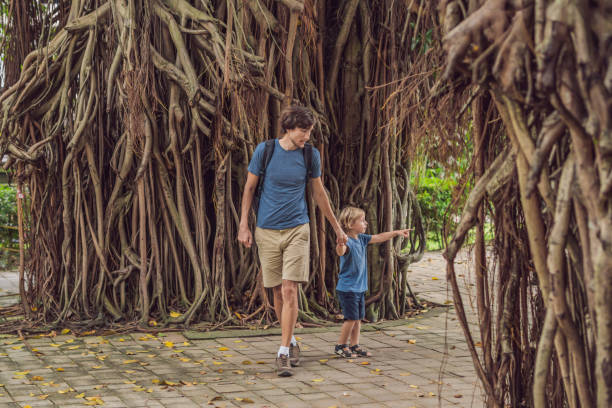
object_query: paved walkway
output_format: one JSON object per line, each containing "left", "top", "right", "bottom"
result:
{"left": 0, "top": 251, "right": 484, "bottom": 407}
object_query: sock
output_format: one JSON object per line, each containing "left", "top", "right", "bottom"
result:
{"left": 277, "top": 346, "right": 290, "bottom": 357}
{"left": 290, "top": 336, "right": 297, "bottom": 346}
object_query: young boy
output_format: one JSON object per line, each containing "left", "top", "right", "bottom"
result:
{"left": 334, "top": 206, "right": 411, "bottom": 358}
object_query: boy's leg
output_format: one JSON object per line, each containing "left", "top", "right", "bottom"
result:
{"left": 339, "top": 320, "right": 357, "bottom": 345}
{"left": 349, "top": 320, "right": 361, "bottom": 346}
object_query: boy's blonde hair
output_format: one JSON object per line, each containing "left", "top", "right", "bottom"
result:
{"left": 339, "top": 206, "right": 365, "bottom": 231}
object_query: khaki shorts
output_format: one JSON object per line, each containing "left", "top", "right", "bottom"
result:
{"left": 255, "top": 223, "right": 310, "bottom": 288}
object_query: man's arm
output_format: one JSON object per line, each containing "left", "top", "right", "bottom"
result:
{"left": 310, "top": 177, "right": 348, "bottom": 245}
{"left": 238, "top": 172, "right": 259, "bottom": 248}
{"left": 369, "top": 229, "right": 412, "bottom": 244}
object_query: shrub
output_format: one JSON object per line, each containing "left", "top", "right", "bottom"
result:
{"left": 0, "top": 184, "right": 18, "bottom": 269}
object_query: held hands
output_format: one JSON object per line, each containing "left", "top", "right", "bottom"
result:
{"left": 335, "top": 228, "right": 348, "bottom": 246}
{"left": 238, "top": 225, "right": 253, "bottom": 248}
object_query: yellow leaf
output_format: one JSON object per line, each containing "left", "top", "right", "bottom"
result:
{"left": 148, "top": 320, "right": 157, "bottom": 326}
{"left": 92, "top": 365, "right": 102, "bottom": 369}
{"left": 39, "top": 394, "right": 49, "bottom": 399}
{"left": 123, "top": 380, "right": 136, "bottom": 384}
{"left": 319, "top": 359, "right": 328, "bottom": 363}
{"left": 93, "top": 385, "right": 104, "bottom": 390}
{"left": 58, "top": 389, "right": 71, "bottom": 394}
{"left": 56, "top": 368, "right": 64, "bottom": 372}
{"left": 428, "top": 392, "right": 436, "bottom": 396}
{"left": 223, "top": 354, "right": 233, "bottom": 357}
{"left": 233, "top": 370, "right": 245, "bottom": 374}
{"left": 360, "top": 361, "right": 370, "bottom": 365}
{"left": 179, "top": 358, "right": 191, "bottom": 362}
{"left": 408, "top": 339, "right": 417, "bottom": 344}
{"left": 11, "top": 345, "right": 24, "bottom": 350}
{"left": 24, "top": 406, "right": 32, "bottom": 408}
{"left": 311, "top": 378, "right": 324, "bottom": 382}
{"left": 218, "top": 347, "right": 229, "bottom": 351}
{"left": 432, "top": 277, "right": 439, "bottom": 280}
{"left": 65, "top": 339, "right": 74, "bottom": 343}
{"left": 50, "top": 343, "right": 61, "bottom": 347}
{"left": 256, "top": 361, "right": 266, "bottom": 364}
{"left": 61, "top": 329, "right": 71, "bottom": 334}
{"left": 400, "top": 372, "right": 411, "bottom": 376}
{"left": 213, "top": 361, "right": 223, "bottom": 365}
{"left": 31, "top": 306, "right": 37, "bottom": 311}
{"left": 124, "top": 370, "right": 135, "bottom": 374}
{"left": 75, "top": 392, "right": 85, "bottom": 398}
{"left": 182, "top": 341, "right": 190, "bottom": 346}
{"left": 163, "top": 341, "right": 174, "bottom": 348}
{"left": 152, "top": 379, "right": 160, "bottom": 384}
{"left": 31, "top": 348, "right": 39, "bottom": 352}
{"left": 81, "top": 330, "right": 96, "bottom": 336}
{"left": 0, "top": 352, "right": 7, "bottom": 356}
{"left": 233, "top": 340, "right": 242, "bottom": 343}
{"left": 241, "top": 360, "right": 252, "bottom": 365}
{"left": 16, "top": 371, "right": 30, "bottom": 375}
{"left": 295, "top": 336, "right": 302, "bottom": 340}
{"left": 163, "top": 380, "right": 179, "bottom": 386}
{"left": 410, "top": 384, "right": 419, "bottom": 388}
{"left": 30, "top": 376, "right": 44, "bottom": 381}
{"left": 147, "top": 388, "right": 153, "bottom": 393}
{"left": 133, "top": 386, "right": 146, "bottom": 392}
{"left": 68, "top": 345, "right": 80, "bottom": 350}
{"left": 96, "top": 356, "right": 107, "bottom": 361}
{"left": 123, "top": 359, "right": 138, "bottom": 364}
{"left": 169, "top": 311, "right": 181, "bottom": 318}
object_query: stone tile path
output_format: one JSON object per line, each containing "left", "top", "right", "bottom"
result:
{"left": 0, "top": 251, "right": 484, "bottom": 407}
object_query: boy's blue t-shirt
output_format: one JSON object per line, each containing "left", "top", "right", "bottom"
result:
{"left": 337, "top": 234, "right": 372, "bottom": 292}
{"left": 248, "top": 139, "right": 321, "bottom": 230}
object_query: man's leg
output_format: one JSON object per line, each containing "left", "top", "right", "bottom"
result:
{"left": 272, "top": 284, "right": 283, "bottom": 324}
{"left": 280, "top": 279, "right": 298, "bottom": 347}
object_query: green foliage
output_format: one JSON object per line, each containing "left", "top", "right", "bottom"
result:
{"left": 0, "top": 184, "right": 18, "bottom": 269}
{"left": 413, "top": 166, "right": 456, "bottom": 250}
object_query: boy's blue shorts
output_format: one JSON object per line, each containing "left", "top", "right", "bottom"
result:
{"left": 336, "top": 290, "right": 365, "bottom": 321}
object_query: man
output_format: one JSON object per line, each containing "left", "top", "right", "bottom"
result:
{"left": 238, "top": 105, "right": 347, "bottom": 377}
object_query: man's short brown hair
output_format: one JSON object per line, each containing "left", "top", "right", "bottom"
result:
{"left": 280, "top": 105, "right": 315, "bottom": 133}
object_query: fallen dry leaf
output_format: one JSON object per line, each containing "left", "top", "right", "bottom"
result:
{"left": 311, "top": 378, "right": 324, "bottom": 382}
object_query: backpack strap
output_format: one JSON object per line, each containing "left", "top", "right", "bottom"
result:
{"left": 303, "top": 142, "right": 313, "bottom": 183}
{"left": 260, "top": 139, "right": 276, "bottom": 177}
{"left": 253, "top": 140, "right": 276, "bottom": 213}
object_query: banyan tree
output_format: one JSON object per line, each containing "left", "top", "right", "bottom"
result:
{"left": 437, "top": 1, "right": 611, "bottom": 407}
{"left": 0, "top": 1, "right": 435, "bottom": 329}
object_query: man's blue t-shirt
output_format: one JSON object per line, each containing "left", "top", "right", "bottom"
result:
{"left": 248, "top": 139, "right": 321, "bottom": 230}
{"left": 337, "top": 234, "right": 372, "bottom": 293}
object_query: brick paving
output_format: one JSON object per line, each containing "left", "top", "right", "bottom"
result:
{"left": 0, "top": 251, "right": 484, "bottom": 407}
